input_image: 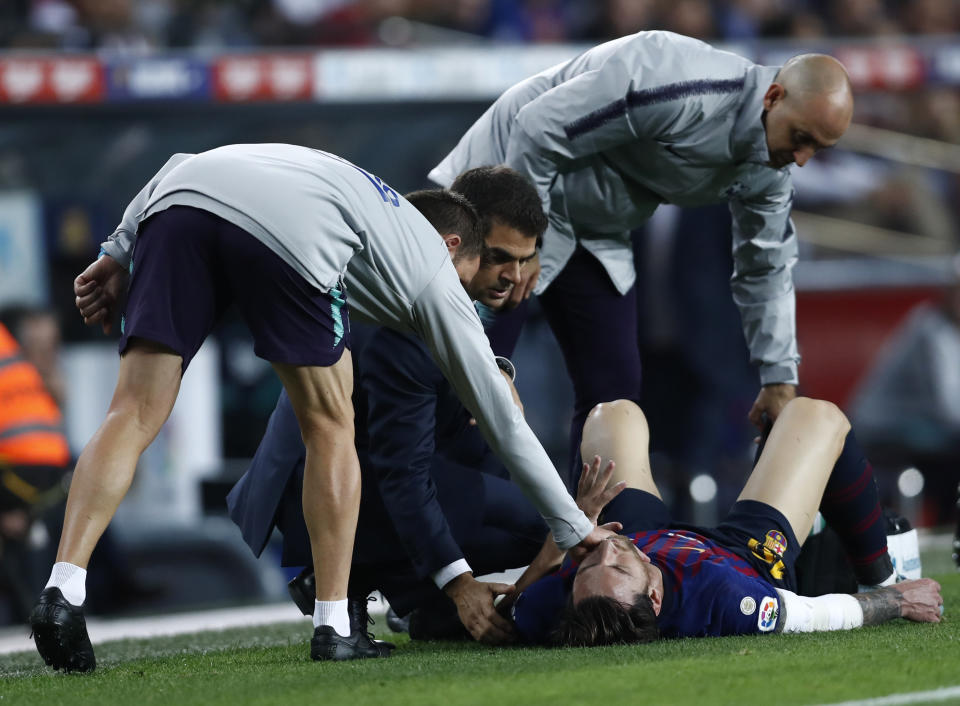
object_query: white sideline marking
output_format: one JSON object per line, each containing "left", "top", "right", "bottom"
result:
{"left": 817, "top": 685, "right": 960, "bottom": 706}
{"left": 0, "top": 601, "right": 390, "bottom": 657}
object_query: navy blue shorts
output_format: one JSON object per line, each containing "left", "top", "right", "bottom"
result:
{"left": 601, "top": 489, "right": 800, "bottom": 591}
{"left": 119, "top": 206, "right": 350, "bottom": 372}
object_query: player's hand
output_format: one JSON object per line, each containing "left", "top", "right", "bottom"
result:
{"left": 567, "top": 522, "right": 623, "bottom": 564}
{"left": 74, "top": 255, "right": 129, "bottom": 335}
{"left": 892, "top": 578, "right": 944, "bottom": 623}
{"left": 506, "top": 252, "right": 540, "bottom": 309}
{"left": 444, "top": 573, "right": 517, "bottom": 644}
{"left": 576, "top": 455, "right": 626, "bottom": 525}
{"left": 748, "top": 383, "right": 797, "bottom": 432}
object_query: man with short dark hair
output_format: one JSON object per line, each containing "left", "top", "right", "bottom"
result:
{"left": 229, "top": 166, "right": 553, "bottom": 644}
{"left": 507, "top": 398, "right": 943, "bottom": 646}
{"left": 31, "top": 146, "right": 607, "bottom": 671}
{"left": 431, "top": 32, "right": 856, "bottom": 477}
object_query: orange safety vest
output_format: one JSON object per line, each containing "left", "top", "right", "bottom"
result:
{"left": 0, "top": 322, "right": 70, "bottom": 468}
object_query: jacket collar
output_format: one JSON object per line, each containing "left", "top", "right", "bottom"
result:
{"left": 731, "top": 64, "right": 780, "bottom": 165}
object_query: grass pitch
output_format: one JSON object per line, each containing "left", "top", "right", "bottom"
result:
{"left": 2, "top": 573, "right": 958, "bottom": 706}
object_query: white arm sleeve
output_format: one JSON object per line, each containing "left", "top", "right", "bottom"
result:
{"left": 776, "top": 589, "right": 864, "bottom": 633}
{"left": 100, "top": 153, "right": 195, "bottom": 268}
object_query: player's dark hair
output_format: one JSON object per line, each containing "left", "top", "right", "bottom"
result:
{"left": 450, "top": 166, "right": 547, "bottom": 245}
{"left": 405, "top": 188, "right": 484, "bottom": 261}
{"left": 551, "top": 594, "right": 659, "bottom": 647}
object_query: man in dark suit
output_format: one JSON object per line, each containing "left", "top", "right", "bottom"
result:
{"left": 228, "top": 167, "right": 551, "bottom": 644}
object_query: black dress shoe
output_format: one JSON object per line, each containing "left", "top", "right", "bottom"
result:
{"left": 29, "top": 587, "right": 96, "bottom": 673}
{"left": 310, "top": 625, "right": 393, "bottom": 661}
{"left": 385, "top": 606, "right": 410, "bottom": 634}
{"left": 349, "top": 596, "right": 395, "bottom": 652}
{"left": 288, "top": 567, "right": 315, "bottom": 616}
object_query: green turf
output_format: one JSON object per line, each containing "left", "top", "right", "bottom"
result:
{"left": 3, "top": 573, "right": 958, "bottom": 706}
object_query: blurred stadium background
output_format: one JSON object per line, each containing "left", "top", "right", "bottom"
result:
{"left": 1, "top": 0, "right": 959, "bottom": 626}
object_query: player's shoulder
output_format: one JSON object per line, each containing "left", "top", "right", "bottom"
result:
{"left": 617, "top": 31, "right": 753, "bottom": 74}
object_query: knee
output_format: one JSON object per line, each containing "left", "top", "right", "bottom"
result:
{"left": 785, "top": 397, "right": 850, "bottom": 438}
{"left": 296, "top": 402, "right": 355, "bottom": 445}
{"left": 584, "top": 399, "right": 649, "bottom": 438}
{"left": 105, "top": 391, "right": 165, "bottom": 437}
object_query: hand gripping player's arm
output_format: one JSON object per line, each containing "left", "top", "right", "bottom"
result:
{"left": 775, "top": 579, "right": 943, "bottom": 633}
{"left": 74, "top": 153, "right": 194, "bottom": 333}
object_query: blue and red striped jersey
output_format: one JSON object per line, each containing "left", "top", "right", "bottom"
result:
{"left": 512, "top": 529, "right": 782, "bottom": 643}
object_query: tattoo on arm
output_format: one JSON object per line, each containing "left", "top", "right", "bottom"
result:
{"left": 854, "top": 588, "right": 903, "bottom": 626}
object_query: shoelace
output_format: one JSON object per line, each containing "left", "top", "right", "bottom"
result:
{"left": 361, "top": 596, "right": 377, "bottom": 640}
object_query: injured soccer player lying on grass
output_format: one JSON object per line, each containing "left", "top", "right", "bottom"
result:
{"left": 503, "top": 397, "right": 943, "bottom": 646}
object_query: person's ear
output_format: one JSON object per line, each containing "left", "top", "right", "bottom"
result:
{"left": 763, "top": 83, "right": 785, "bottom": 111}
{"left": 442, "top": 233, "right": 462, "bottom": 256}
{"left": 649, "top": 585, "right": 663, "bottom": 616}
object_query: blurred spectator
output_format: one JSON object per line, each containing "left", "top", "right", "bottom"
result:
{"left": 1, "top": 307, "right": 67, "bottom": 406}
{"left": 580, "top": 0, "right": 657, "bottom": 40}
{"left": 4, "top": 0, "right": 960, "bottom": 47}
{"left": 661, "top": 0, "right": 716, "bottom": 40}
{"left": 899, "top": 0, "right": 959, "bottom": 36}
{"left": 0, "top": 317, "right": 70, "bottom": 624}
{"left": 830, "top": 0, "right": 899, "bottom": 36}
{"left": 849, "top": 255, "right": 960, "bottom": 524}
{"left": 166, "top": 0, "right": 254, "bottom": 48}
{"left": 786, "top": 10, "right": 826, "bottom": 38}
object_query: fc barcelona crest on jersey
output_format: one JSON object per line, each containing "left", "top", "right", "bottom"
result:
{"left": 763, "top": 530, "right": 787, "bottom": 558}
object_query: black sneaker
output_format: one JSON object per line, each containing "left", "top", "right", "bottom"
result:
{"left": 310, "top": 625, "right": 393, "bottom": 661}
{"left": 29, "top": 587, "right": 96, "bottom": 673}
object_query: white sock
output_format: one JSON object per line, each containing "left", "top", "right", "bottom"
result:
{"left": 313, "top": 599, "right": 350, "bottom": 636}
{"left": 45, "top": 562, "right": 87, "bottom": 606}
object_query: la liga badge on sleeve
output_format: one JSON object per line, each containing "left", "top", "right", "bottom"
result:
{"left": 757, "top": 596, "right": 778, "bottom": 632}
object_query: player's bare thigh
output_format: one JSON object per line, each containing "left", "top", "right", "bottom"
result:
{"left": 737, "top": 397, "right": 849, "bottom": 542}
{"left": 580, "top": 399, "right": 661, "bottom": 500}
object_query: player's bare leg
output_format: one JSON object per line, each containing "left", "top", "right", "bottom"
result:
{"left": 57, "top": 340, "right": 183, "bottom": 565}
{"left": 32, "top": 339, "right": 182, "bottom": 672}
{"left": 274, "top": 352, "right": 387, "bottom": 660}
{"left": 580, "top": 399, "right": 662, "bottom": 499}
{"left": 738, "top": 397, "right": 850, "bottom": 542}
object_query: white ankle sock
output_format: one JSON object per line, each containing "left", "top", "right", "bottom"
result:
{"left": 45, "top": 562, "right": 87, "bottom": 606}
{"left": 313, "top": 599, "right": 350, "bottom": 636}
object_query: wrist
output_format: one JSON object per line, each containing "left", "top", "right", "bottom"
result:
{"left": 443, "top": 571, "right": 474, "bottom": 598}
{"left": 494, "top": 356, "right": 516, "bottom": 382}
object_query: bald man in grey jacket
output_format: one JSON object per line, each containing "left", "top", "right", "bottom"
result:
{"left": 430, "top": 31, "right": 853, "bottom": 469}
